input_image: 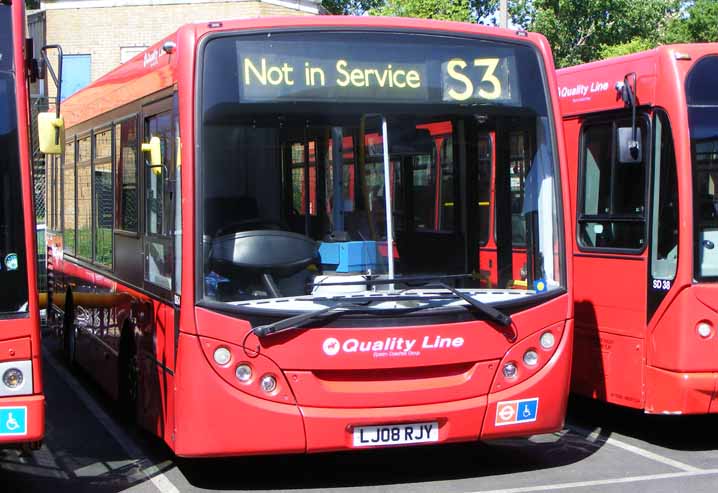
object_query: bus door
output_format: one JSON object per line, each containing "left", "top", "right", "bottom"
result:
{"left": 572, "top": 114, "right": 650, "bottom": 407}
{"left": 140, "top": 97, "right": 178, "bottom": 437}
{"left": 475, "top": 133, "right": 495, "bottom": 286}
{"left": 393, "top": 120, "right": 465, "bottom": 276}
{"left": 285, "top": 138, "right": 320, "bottom": 238}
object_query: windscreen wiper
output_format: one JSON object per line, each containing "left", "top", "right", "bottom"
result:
{"left": 310, "top": 273, "right": 512, "bottom": 327}
{"left": 252, "top": 299, "right": 444, "bottom": 337}
{"left": 423, "top": 282, "right": 512, "bottom": 327}
{"left": 253, "top": 281, "right": 512, "bottom": 338}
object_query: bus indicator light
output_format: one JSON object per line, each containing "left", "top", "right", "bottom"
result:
{"left": 2, "top": 368, "right": 22, "bottom": 389}
{"left": 502, "top": 362, "right": 518, "bottom": 378}
{"left": 260, "top": 374, "right": 277, "bottom": 394}
{"left": 235, "top": 364, "right": 252, "bottom": 382}
{"left": 213, "top": 347, "right": 231, "bottom": 366}
{"left": 696, "top": 322, "right": 712, "bottom": 339}
{"left": 523, "top": 350, "right": 539, "bottom": 366}
{"left": 540, "top": 332, "right": 555, "bottom": 349}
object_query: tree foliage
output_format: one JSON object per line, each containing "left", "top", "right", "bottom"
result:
{"left": 321, "top": 0, "right": 384, "bottom": 15}
{"left": 323, "top": 0, "right": 718, "bottom": 66}
{"left": 663, "top": 0, "right": 718, "bottom": 43}
{"left": 370, "top": 0, "right": 474, "bottom": 22}
{"left": 509, "top": 0, "right": 681, "bottom": 67}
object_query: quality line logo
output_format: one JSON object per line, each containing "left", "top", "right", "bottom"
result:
{"left": 322, "top": 335, "right": 465, "bottom": 358}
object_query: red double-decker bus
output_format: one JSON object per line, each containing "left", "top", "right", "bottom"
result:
{"left": 46, "top": 16, "right": 572, "bottom": 456}
{"left": 0, "top": 0, "right": 45, "bottom": 448}
{"left": 558, "top": 44, "right": 718, "bottom": 414}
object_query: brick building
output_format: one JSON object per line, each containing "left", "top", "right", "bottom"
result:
{"left": 28, "top": 0, "right": 324, "bottom": 100}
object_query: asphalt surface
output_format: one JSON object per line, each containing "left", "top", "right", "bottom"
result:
{"left": 2, "top": 332, "right": 718, "bottom": 493}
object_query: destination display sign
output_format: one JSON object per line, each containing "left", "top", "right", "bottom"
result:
{"left": 236, "top": 40, "right": 519, "bottom": 105}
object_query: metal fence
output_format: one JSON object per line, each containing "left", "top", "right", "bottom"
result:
{"left": 31, "top": 96, "right": 50, "bottom": 291}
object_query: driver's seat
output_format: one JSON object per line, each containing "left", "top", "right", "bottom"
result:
{"left": 205, "top": 195, "right": 261, "bottom": 237}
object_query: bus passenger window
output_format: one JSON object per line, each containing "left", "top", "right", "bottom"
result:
{"left": 94, "top": 129, "right": 113, "bottom": 267}
{"left": 144, "top": 111, "right": 173, "bottom": 290}
{"left": 578, "top": 120, "right": 647, "bottom": 251}
{"left": 115, "top": 118, "right": 138, "bottom": 232}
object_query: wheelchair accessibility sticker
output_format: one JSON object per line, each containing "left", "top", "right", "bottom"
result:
{"left": 495, "top": 398, "right": 539, "bottom": 426}
{"left": 0, "top": 406, "right": 28, "bottom": 436}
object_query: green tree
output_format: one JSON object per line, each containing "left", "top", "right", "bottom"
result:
{"left": 321, "top": 0, "right": 383, "bottom": 15}
{"left": 664, "top": 0, "right": 718, "bottom": 43}
{"left": 599, "top": 38, "right": 655, "bottom": 60}
{"left": 370, "top": 0, "right": 474, "bottom": 22}
{"left": 509, "top": 0, "right": 680, "bottom": 67}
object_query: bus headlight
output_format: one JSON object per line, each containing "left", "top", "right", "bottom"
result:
{"left": 2, "top": 368, "right": 23, "bottom": 389}
{"left": 523, "top": 349, "right": 539, "bottom": 366}
{"left": 235, "top": 364, "right": 253, "bottom": 382}
{"left": 540, "top": 331, "right": 555, "bottom": 349}
{"left": 213, "top": 347, "right": 232, "bottom": 366}
{"left": 260, "top": 374, "right": 277, "bottom": 393}
{"left": 502, "top": 362, "right": 518, "bottom": 379}
{"left": 696, "top": 322, "right": 713, "bottom": 339}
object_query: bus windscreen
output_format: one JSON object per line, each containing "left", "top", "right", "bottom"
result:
{"left": 0, "top": 6, "right": 30, "bottom": 314}
{"left": 687, "top": 55, "right": 718, "bottom": 281}
{"left": 199, "top": 31, "right": 562, "bottom": 311}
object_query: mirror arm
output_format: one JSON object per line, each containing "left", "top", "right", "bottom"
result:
{"left": 627, "top": 73, "right": 638, "bottom": 158}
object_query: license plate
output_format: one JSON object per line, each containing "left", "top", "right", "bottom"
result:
{"left": 352, "top": 421, "right": 439, "bottom": 447}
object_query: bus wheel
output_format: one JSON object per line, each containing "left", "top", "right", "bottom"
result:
{"left": 62, "top": 290, "right": 77, "bottom": 369}
{"left": 118, "top": 324, "right": 139, "bottom": 423}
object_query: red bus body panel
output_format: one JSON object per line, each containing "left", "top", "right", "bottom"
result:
{"left": 0, "top": 0, "right": 45, "bottom": 446}
{"left": 54, "top": 16, "right": 573, "bottom": 456}
{"left": 558, "top": 44, "right": 718, "bottom": 414}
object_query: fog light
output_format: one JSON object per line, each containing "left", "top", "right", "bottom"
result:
{"left": 260, "top": 374, "right": 277, "bottom": 393}
{"left": 697, "top": 322, "right": 712, "bottom": 338}
{"left": 523, "top": 349, "right": 539, "bottom": 366}
{"left": 235, "top": 364, "right": 252, "bottom": 382}
{"left": 2, "top": 368, "right": 23, "bottom": 389}
{"left": 213, "top": 347, "right": 231, "bottom": 366}
{"left": 502, "top": 362, "right": 518, "bottom": 379}
{"left": 540, "top": 331, "right": 555, "bottom": 349}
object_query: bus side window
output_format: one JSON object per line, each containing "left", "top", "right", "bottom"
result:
{"left": 651, "top": 110, "right": 678, "bottom": 280}
{"left": 578, "top": 118, "right": 647, "bottom": 251}
{"left": 143, "top": 110, "right": 173, "bottom": 290}
{"left": 63, "top": 139, "right": 76, "bottom": 254}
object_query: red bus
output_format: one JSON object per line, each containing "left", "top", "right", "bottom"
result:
{"left": 558, "top": 44, "right": 718, "bottom": 414}
{"left": 0, "top": 0, "right": 45, "bottom": 448}
{"left": 46, "top": 16, "right": 572, "bottom": 456}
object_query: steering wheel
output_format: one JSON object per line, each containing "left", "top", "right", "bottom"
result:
{"left": 215, "top": 218, "right": 284, "bottom": 237}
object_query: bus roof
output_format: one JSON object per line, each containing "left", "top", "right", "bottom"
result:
{"left": 61, "top": 15, "right": 554, "bottom": 129}
{"left": 556, "top": 43, "right": 718, "bottom": 118}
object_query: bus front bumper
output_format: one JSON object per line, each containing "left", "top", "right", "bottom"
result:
{"left": 645, "top": 366, "right": 718, "bottom": 414}
{"left": 173, "top": 324, "right": 571, "bottom": 457}
{"left": 0, "top": 394, "right": 45, "bottom": 446}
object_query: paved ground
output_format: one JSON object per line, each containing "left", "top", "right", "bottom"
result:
{"left": 2, "top": 333, "right": 718, "bottom": 493}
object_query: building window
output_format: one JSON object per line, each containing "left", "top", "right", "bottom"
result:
{"left": 60, "top": 54, "right": 91, "bottom": 101}
{"left": 120, "top": 46, "right": 148, "bottom": 64}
